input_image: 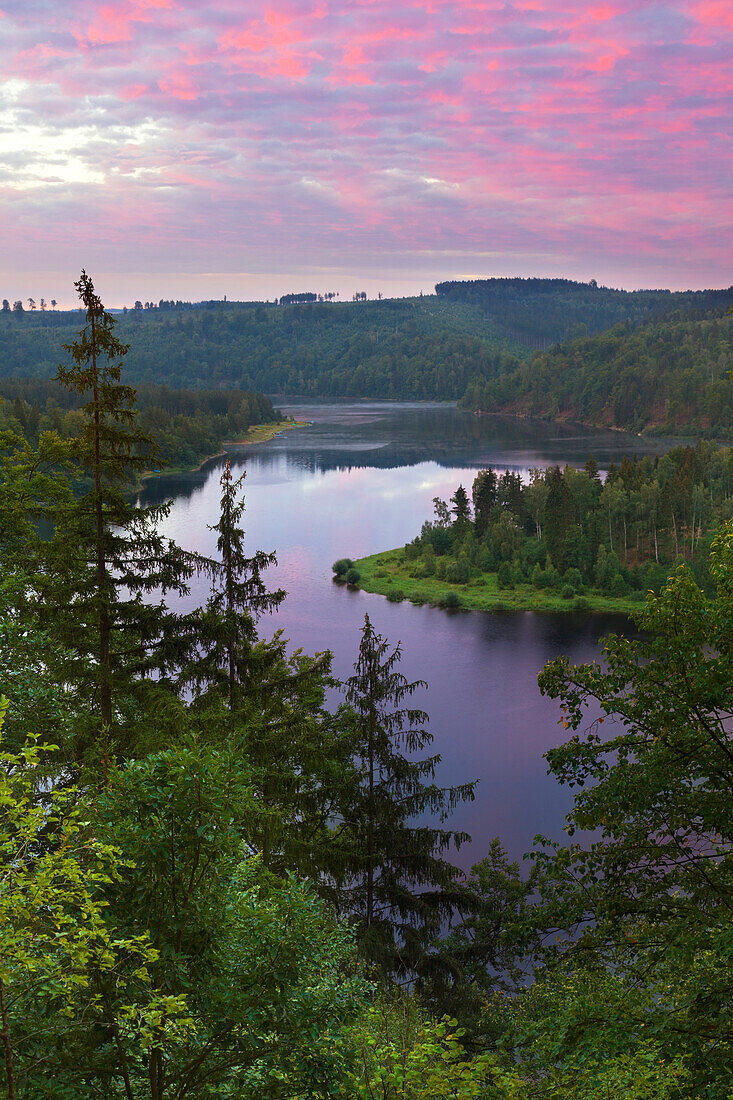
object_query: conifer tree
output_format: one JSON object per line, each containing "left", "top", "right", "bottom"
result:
{"left": 336, "top": 613, "right": 475, "bottom": 979}
{"left": 38, "top": 271, "right": 196, "bottom": 751}
{"left": 175, "top": 459, "right": 285, "bottom": 709}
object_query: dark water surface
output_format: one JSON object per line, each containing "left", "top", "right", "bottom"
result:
{"left": 141, "top": 403, "right": 664, "bottom": 868}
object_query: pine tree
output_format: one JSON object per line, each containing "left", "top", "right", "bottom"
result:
{"left": 36, "top": 271, "right": 197, "bottom": 752}
{"left": 174, "top": 459, "right": 286, "bottom": 709}
{"left": 472, "top": 468, "right": 497, "bottom": 535}
{"left": 336, "top": 613, "right": 475, "bottom": 979}
{"left": 450, "top": 484, "right": 471, "bottom": 526}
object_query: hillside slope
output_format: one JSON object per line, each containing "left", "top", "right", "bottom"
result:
{"left": 0, "top": 297, "right": 525, "bottom": 399}
{"left": 436, "top": 277, "right": 733, "bottom": 349}
{"left": 461, "top": 308, "right": 733, "bottom": 437}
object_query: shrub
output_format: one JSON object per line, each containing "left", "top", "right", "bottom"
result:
{"left": 561, "top": 583, "right": 575, "bottom": 600}
{"left": 435, "top": 558, "right": 448, "bottom": 580}
{"left": 564, "top": 567, "right": 583, "bottom": 589}
{"left": 609, "top": 573, "right": 627, "bottom": 596}
{"left": 573, "top": 595, "right": 591, "bottom": 611}
{"left": 404, "top": 538, "right": 421, "bottom": 561}
{"left": 387, "top": 589, "right": 405, "bottom": 602}
{"left": 332, "top": 558, "right": 353, "bottom": 577}
{"left": 421, "top": 546, "right": 436, "bottom": 576}
{"left": 345, "top": 568, "right": 361, "bottom": 586}
{"left": 497, "top": 561, "right": 514, "bottom": 589}
{"left": 442, "top": 592, "right": 461, "bottom": 609}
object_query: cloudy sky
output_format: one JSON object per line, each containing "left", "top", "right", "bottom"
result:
{"left": 1, "top": 0, "right": 731, "bottom": 306}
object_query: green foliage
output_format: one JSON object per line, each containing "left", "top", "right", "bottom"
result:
{"left": 0, "top": 377, "right": 277, "bottom": 480}
{"left": 0, "top": 705, "right": 190, "bottom": 1097}
{"left": 332, "top": 558, "right": 353, "bottom": 576}
{"left": 345, "top": 567, "right": 361, "bottom": 585}
{"left": 334, "top": 615, "right": 475, "bottom": 979}
{"left": 172, "top": 459, "right": 285, "bottom": 708}
{"left": 437, "top": 276, "right": 732, "bottom": 348}
{"left": 462, "top": 302, "right": 733, "bottom": 436}
{"left": 350, "top": 997, "right": 520, "bottom": 1099}
{"left": 529, "top": 519, "right": 733, "bottom": 1096}
{"left": 0, "top": 295, "right": 526, "bottom": 400}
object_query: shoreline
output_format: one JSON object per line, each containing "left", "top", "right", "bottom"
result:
{"left": 138, "top": 419, "right": 309, "bottom": 485}
{"left": 350, "top": 547, "right": 641, "bottom": 615}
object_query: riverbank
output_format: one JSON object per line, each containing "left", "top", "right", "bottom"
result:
{"left": 351, "top": 547, "right": 641, "bottom": 614}
{"left": 139, "top": 419, "right": 309, "bottom": 484}
{"left": 227, "top": 419, "right": 310, "bottom": 446}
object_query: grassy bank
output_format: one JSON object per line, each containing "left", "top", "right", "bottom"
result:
{"left": 351, "top": 547, "right": 641, "bottom": 614}
{"left": 229, "top": 419, "right": 311, "bottom": 445}
{"left": 140, "top": 419, "right": 309, "bottom": 483}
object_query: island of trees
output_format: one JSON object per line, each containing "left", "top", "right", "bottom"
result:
{"left": 344, "top": 442, "right": 733, "bottom": 612}
{"left": 2, "top": 273, "right": 733, "bottom": 1098}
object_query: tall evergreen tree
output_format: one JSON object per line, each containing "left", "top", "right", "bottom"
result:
{"left": 450, "top": 484, "right": 471, "bottom": 526}
{"left": 36, "top": 271, "right": 197, "bottom": 753}
{"left": 472, "top": 468, "right": 497, "bottom": 535}
{"left": 543, "top": 465, "right": 575, "bottom": 572}
{"left": 174, "top": 459, "right": 285, "bottom": 709}
{"left": 335, "top": 614, "right": 475, "bottom": 979}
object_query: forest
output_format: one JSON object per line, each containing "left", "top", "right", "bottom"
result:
{"left": 3, "top": 279, "right": 730, "bottom": 413}
{"left": 0, "top": 295, "right": 524, "bottom": 399}
{"left": 462, "top": 305, "right": 733, "bottom": 436}
{"left": 0, "top": 377, "right": 278, "bottom": 478}
{"left": 436, "top": 276, "right": 733, "bottom": 348}
{"left": 348, "top": 444, "right": 733, "bottom": 613}
{"left": 2, "top": 278, "right": 733, "bottom": 1098}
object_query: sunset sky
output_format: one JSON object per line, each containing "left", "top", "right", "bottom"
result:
{"left": 1, "top": 0, "right": 731, "bottom": 306}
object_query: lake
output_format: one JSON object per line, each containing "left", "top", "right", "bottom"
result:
{"left": 140, "top": 402, "right": 669, "bottom": 869}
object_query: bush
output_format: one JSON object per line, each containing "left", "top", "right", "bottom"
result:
{"left": 435, "top": 558, "right": 448, "bottom": 580}
{"left": 345, "top": 568, "right": 361, "bottom": 586}
{"left": 442, "top": 592, "right": 461, "bottom": 609}
{"left": 497, "top": 562, "right": 514, "bottom": 589}
{"left": 561, "top": 583, "right": 575, "bottom": 600}
{"left": 564, "top": 567, "right": 583, "bottom": 590}
{"left": 609, "top": 573, "right": 627, "bottom": 596}
{"left": 573, "top": 595, "right": 590, "bottom": 611}
{"left": 404, "top": 538, "right": 421, "bottom": 561}
{"left": 332, "top": 558, "right": 353, "bottom": 577}
{"left": 387, "top": 589, "right": 405, "bottom": 602}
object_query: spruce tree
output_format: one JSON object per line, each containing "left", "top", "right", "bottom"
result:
{"left": 336, "top": 613, "right": 475, "bottom": 979}
{"left": 174, "top": 459, "right": 285, "bottom": 708}
{"left": 38, "top": 271, "right": 197, "bottom": 752}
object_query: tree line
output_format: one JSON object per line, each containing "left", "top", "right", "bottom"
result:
{"left": 0, "top": 377, "right": 277, "bottom": 477}
{"left": 399, "top": 443, "right": 732, "bottom": 606}
{"left": 0, "top": 294, "right": 525, "bottom": 398}
{"left": 3, "top": 272, "right": 733, "bottom": 1097}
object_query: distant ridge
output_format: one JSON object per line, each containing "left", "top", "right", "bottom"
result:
{"left": 436, "top": 277, "right": 733, "bottom": 349}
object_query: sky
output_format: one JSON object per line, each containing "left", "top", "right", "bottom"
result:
{"left": 1, "top": 0, "right": 731, "bottom": 307}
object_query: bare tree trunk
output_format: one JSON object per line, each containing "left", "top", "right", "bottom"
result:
{"left": 654, "top": 524, "right": 659, "bottom": 564}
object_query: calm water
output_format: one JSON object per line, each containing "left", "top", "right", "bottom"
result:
{"left": 141, "top": 403, "right": 666, "bottom": 869}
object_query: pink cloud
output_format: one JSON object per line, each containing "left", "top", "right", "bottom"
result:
{"left": 0, "top": 0, "right": 730, "bottom": 293}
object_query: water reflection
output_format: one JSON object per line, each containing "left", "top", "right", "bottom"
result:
{"left": 140, "top": 403, "right": 648, "bottom": 869}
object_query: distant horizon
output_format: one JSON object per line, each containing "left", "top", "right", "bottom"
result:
{"left": 2, "top": 1, "right": 731, "bottom": 306}
{"left": 5, "top": 271, "right": 733, "bottom": 315}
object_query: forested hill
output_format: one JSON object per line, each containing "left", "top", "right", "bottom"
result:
{"left": 436, "top": 277, "right": 733, "bottom": 349}
{"left": 0, "top": 296, "right": 525, "bottom": 399}
{"left": 461, "top": 306, "right": 733, "bottom": 437}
